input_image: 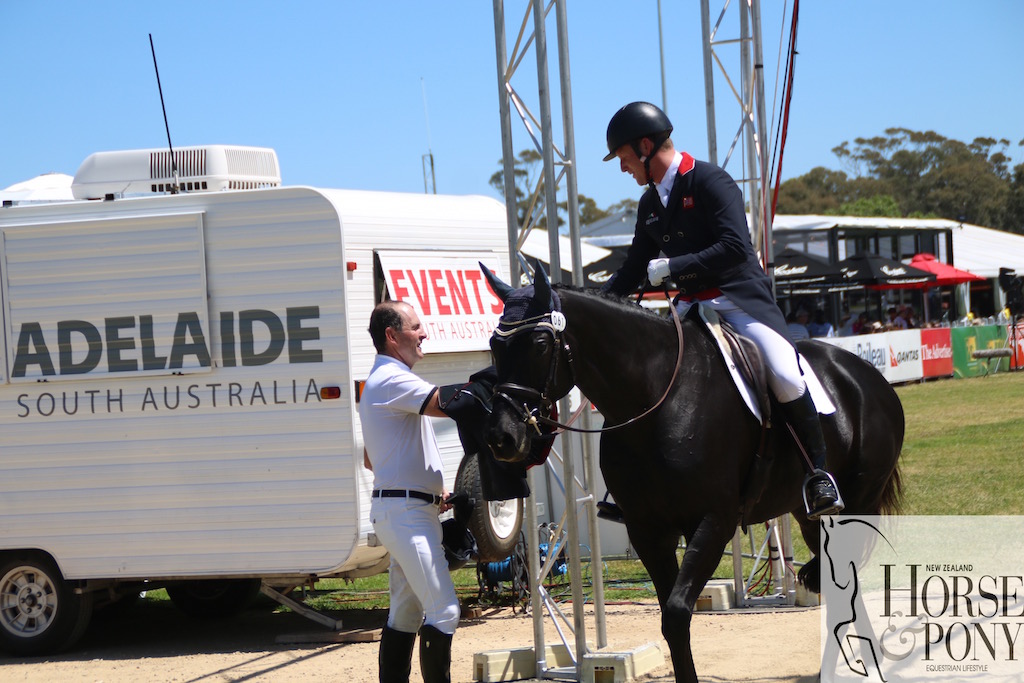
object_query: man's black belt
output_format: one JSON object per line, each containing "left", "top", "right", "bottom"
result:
{"left": 372, "top": 489, "right": 443, "bottom": 505}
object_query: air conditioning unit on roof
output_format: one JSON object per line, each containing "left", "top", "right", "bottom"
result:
{"left": 71, "top": 145, "right": 281, "bottom": 200}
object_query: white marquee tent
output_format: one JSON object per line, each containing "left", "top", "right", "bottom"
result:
{"left": 770, "top": 215, "right": 1024, "bottom": 280}
{"left": 0, "top": 173, "right": 75, "bottom": 203}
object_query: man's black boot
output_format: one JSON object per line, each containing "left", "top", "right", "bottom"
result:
{"left": 419, "top": 624, "right": 453, "bottom": 683}
{"left": 379, "top": 626, "right": 417, "bottom": 683}
{"left": 780, "top": 390, "right": 845, "bottom": 520}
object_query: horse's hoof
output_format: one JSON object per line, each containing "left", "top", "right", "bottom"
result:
{"left": 798, "top": 557, "right": 821, "bottom": 594}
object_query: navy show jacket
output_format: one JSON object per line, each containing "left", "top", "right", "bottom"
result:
{"left": 604, "top": 152, "right": 793, "bottom": 345}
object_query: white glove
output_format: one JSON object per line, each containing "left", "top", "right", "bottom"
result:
{"left": 647, "top": 258, "right": 671, "bottom": 286}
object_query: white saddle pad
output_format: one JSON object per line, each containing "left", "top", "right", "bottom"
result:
{"left": 694, "top": 304, "right": 837, "bottom": 424}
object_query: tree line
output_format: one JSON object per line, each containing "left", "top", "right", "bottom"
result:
{"left": 776, "top": 128, "right": 1024, "bottom": 234}
{"left": 492, "top": 129, "right": 1024, "bottom": 235}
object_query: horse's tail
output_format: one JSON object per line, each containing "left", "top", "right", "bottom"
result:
{"left": 876, "top": 459, "right": 905, "bottom": 516}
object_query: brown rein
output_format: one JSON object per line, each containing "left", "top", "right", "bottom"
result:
{"left": 536, "top": 286, "right": 684, "bottom": 435}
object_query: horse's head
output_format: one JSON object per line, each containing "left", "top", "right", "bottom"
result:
{"left": 482, "top": 263, "right": 573, "bottom": 462}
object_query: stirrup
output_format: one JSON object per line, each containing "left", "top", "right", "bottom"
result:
{"left": 802, "top": 469, "right": 845, "bottom": 520}
{"left": 596, "top": 500, "right": 626, "bottom": 524}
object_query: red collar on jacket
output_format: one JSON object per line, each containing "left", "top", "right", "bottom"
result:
{"left": 678, "top": 151, "right": 696, "bottom": 177}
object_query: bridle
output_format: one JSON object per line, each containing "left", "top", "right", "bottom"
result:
{"left": 491, "top": 285, "right": 685, "bottom": 436}
{"left": 490, "top": 310, "right": 570, "bottom": 436}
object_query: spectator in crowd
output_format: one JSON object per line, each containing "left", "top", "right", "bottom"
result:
{"left": 851, "top": 312, "right": 870, "bottom": 335}
{"left": 837, "top": 313, "right": 856, "bottom": 337}
{"left": 858, "top": 316, "right": 880, "bottom": 335}
{"left": 900, "top": 306, "right": 918, "bottom": 329}
{"left": 886, "top": 306, "right": 907, "bottom": 330}
{"left": 807, "top": 309, "right": 835, "bottom": 338}
{"left": 939, "top": 301, "right": 953, "bottom": 325}
{"left": 786, "top": 309, "right": 810, "bottom": 341}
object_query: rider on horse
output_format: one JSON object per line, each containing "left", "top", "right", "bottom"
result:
{"left": 600, "top": 101, "right": 843, "bottom": 520}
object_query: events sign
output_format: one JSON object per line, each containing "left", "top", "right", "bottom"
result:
{"left": 378, "top": 250, "right": 505, "bottom": 353}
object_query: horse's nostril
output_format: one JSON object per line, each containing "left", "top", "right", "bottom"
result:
{"left": 486, "top": 430, "right": 522, "bottom": 462}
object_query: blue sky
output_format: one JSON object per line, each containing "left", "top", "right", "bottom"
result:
{"left": 2, "top": 1, "right": 1022, "bottom": 212}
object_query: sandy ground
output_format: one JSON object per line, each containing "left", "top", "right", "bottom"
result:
{"left": 0, "top": 596, "right": 821, "bottom": 682}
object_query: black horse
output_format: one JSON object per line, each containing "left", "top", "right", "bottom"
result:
{"left": 481, "top": 266, "right": 903, "bottom": 683}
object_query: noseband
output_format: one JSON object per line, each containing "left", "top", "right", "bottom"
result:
{"left": 492, "top": 290, "right": 685, "bottom": 436}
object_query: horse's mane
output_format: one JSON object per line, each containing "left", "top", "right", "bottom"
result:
{"left": 552, "top": 284, "right": 677, "bottom": 326}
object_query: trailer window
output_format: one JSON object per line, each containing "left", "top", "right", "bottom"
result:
{"left": 1, "top": 212, "right": 212, "bottom": 383}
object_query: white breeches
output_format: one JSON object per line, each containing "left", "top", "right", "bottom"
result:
{"left": 678, "top": 296, "right": 807, "bottom": 403}
{"left": 371, "top": 497, "right": 460, "bottom": 634}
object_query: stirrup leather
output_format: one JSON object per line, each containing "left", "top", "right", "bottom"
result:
{"left": 802, "top": 469, "right": 845, "bottom": 519}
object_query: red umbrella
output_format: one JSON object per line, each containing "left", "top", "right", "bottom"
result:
{"left": 869, "top": 253, "right": 985, "bottom": 324}
{"left": 908, "top": 253, "right": 986, "bottom": 286}
{"left": 878, "top": 253, "right": 985, "bottom": 289}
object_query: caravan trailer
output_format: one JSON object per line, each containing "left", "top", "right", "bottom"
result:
{"left": 0, "top": 146, "right": 520, "bottom": 655}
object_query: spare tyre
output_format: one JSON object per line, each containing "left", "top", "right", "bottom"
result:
{"left": 454, "top": 453, "right": 524, "bottom": 562}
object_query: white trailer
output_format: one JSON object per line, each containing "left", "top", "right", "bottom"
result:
{"left": 0, "top": 147, "right": 519, "bottom": 655}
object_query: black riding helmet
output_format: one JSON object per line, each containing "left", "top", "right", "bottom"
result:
{"left": 603, "top": 102, "right": 673, "bottom": 185}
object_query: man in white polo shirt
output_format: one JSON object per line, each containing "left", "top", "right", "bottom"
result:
{"left": 360, "top": 300, "right": 458, "bottom": 683}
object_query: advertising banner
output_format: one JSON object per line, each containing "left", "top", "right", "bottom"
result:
{"left": 951, "top": 325, "right": 1010, "bottom": 377}
{"left": 884, "top": 329, "right": 924, "bottom": 383}
{"left": 820, "top": 334, "right": 890, "bottom": 379}
{"left": 820, "top": 515, "right": 1024, "bottom": 682}
{"left": 920, "top": 328, "right": 954, "bottom": 378}
{"left": 378, "top": 250, "right": 505, "bottom": 353}
{"left": 821, "top": 331, "right": 924, "bottom": 384}
{"left": 1009, "top": 322, "right": 1024, "bottom": 370}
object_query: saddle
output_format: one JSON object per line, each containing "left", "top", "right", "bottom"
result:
{"left": 685, "top": 304, "right": 771, "bottom": 424}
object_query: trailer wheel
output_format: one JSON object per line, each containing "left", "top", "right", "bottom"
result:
{"left": 0, "top": 553, "right": 94, "bottom": 656}
{"left": 455, "top": 453, "right": 524, "bottom": 562}
{"left": 166, "top": 578, "right": 262, "bottom": 619}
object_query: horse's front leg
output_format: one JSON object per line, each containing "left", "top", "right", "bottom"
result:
{"left": 661, "top": 515, "right": 735, "bottom": 683}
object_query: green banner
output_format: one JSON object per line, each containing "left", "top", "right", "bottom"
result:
{"left": 951, "top": 325, "right": 1010, "bottom": 377}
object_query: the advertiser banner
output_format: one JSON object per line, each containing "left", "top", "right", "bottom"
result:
{"left": 820, "top": 334, "right": 890, "bottom": 379}
{"left": 821, "top": 331, "right": 923, "bottom": 383}
{"left": 378, "top": 250, "right": 505, "bottom": 353}
{"left": 883, "top": 329, "right": 924, "bottom": 383}
{"left": 920, "top": 327, "right": 954, "bottom": 378}
{"left": 1009, "top": 322, "right": 1024, "bottom": 370}
{"left": 951, "top": 325, "right": 1010, "bottom": 378}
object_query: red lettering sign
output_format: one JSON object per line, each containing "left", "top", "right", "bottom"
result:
{"left": 920, "top": 328, "right": 953, "bottom": 378}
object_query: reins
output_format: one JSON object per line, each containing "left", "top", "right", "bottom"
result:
{"left": 531, "top": 283, "right": 685, "bottom": 435}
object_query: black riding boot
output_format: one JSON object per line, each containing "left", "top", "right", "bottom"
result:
{"left": 379, "top": 626, "right": 417, "bottom": 683}
{"left": 418, "top": 624, "right": 453, "bottom": 683}
{"left": 780, "top": 391, "right": 845, "bottom": 520}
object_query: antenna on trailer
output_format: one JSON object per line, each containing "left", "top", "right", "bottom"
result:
{"left": 421, "top": 78, "right": 436, "bottom": 194}
{"left": 149, "top": 33, "right": 180, "bottom": 194}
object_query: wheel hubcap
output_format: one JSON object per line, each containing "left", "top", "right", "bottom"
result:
{"left": 1, "top": 568, "right": 57, "bottom": 637}
{"left": 488, "top": 499, "right": 521, "bottom": 540}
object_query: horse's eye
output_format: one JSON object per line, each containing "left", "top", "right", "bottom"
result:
{"left": 532, "top": 336, "right": 553, "bottom": 356}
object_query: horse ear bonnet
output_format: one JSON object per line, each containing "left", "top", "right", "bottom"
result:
{"left": 498, "top": 284, "right": 561, "bottom": 326}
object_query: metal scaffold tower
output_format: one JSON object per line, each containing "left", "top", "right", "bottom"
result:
{"left": 491, "top": 0, "right": 607, "bottom": 679}
{"left": 700, "top": 0, "right": 797, "bottom": 607}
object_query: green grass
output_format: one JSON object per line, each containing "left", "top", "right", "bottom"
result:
{"left": 895, "top": 372, "right": 1024, "bottom": 514}
{"left": 145, "top": 371, "right": 1024, "bottom": 611}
